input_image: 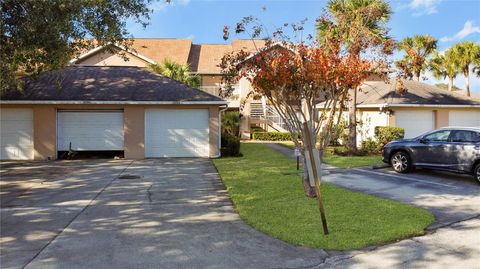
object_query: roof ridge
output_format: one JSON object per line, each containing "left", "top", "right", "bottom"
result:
{"left": 403, "top": 79, "right": 480, "bottom": 101}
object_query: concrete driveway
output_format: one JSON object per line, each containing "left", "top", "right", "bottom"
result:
{"left": 1, "top": 159, "right": 326, "bottom": 269}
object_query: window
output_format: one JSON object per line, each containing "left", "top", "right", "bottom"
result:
{"left": 424, "top": 130, "right": 451, "bottom": 142}
{"left": 451, "top": 130, "right": 480, "bottom": 143}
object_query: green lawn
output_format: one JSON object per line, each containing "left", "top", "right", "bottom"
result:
{"left": 278, "top": 141, "right": 384, "bottom": 168}
{"left": 213, "top": 143, "right": 434, "bottom": 250}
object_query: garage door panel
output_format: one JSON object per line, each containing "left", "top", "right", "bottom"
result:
{"left": 0, "top": 108, "right": 34, "bottom": 160}
{"left": 57, "top": 111, "right": 124, "bottom": 151}
{"left": 396, "top": 111, "right": 434, "bottom": 138}
{"left": 449, "top": 111, "right": 480, "bottom": 127}
{"left": 145, "top": 109, "right": 210, "bottom": 157}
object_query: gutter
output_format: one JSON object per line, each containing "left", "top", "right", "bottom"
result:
{"left": 357, "top": 103, "right": 480, "bottom": 108}
{"left": 0, "top": 100, "right": 228, "bottom": 105}
{"left": 212, "top": 104, "right": 229, "bottom": 159}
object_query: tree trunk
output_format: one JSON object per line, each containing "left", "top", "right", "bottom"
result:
{"left": 465, "top": 71, "right": 471, "bottom": 97}
{"left": 348, "top": 87, "right": 357, "bottom": 152}
{"left": 302, "top": 165, "right": 316, "bottom": 198}
{"left": 448, "top": 77, "right": 453, "bottom": 91}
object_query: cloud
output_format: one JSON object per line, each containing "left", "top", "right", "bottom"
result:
{"left": 408, "top": 0, "right": 442, "bottom": 16}
{"left": 150, "top": 0, "right": 190, "bottom": 12}
{"left": 178, "top": 0, "right": 191, "bottom": 5}
{"left": 440, "top": 20, "right": 480, "bottom": 42}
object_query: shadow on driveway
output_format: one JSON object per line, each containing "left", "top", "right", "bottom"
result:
{"left": 1, "top": 159, "right": 326, "bottom": 269}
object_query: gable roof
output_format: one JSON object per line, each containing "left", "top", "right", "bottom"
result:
{"left": 73, "top": 38, "right": 267, "bottom": 74}
{"left": 72, "top": 38, "right": 193, "bottom": 66}
{"left": 131, "top": 38, "right": 193, "bottom": 66}
{"left": 188, "top": 44, "right": 233, "bottom": 73}
{"left": 357, "top": 79, "right": 480, "bottom": 107}
{"left": 0, "top": 66, "right": 226, "bottom": 104}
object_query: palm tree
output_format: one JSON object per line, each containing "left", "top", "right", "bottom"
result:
{"left": 450, "top": 41, "right": 480, "bottom": 97}
{"left": 149, "top": 60, "right": 201, "bottom": 88}
{"left": 429, "top": 49, "right": 459, "bottom": 91}
{"left": 316, "top": 0, "right": 392, "bottom": 152}
{"left": 396, "top": 35, "right": 437, "bottom": 81}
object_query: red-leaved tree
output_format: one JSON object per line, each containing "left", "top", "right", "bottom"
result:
{"left": 220, "top": 17, "right": 376, "bottom": 234}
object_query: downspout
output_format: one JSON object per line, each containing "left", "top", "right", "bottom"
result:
{"left": 213, "top": 104, "right": 229, "bottom": 158}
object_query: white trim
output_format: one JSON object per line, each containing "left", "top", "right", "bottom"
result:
{"left": 357, "top": 103, "right": 480, "bottom": 108}
{"left": 0, "top": 100, "right": 227, "bottom": 105}
{"left": 70, "top": 44, "right": 157, "bottom": 65}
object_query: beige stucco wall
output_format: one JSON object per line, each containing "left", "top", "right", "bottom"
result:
{"left": 32, "top": 106, "right": 57, "bottom": 160}
{"left": 209, "top": 107, "right": 220, "bottom": 156}
{"left": 1, "top": 104, "right": 221, "bottom": 160}
{"left": 124, "top": 106, "right": 145, "bottom": 159}
{"left": 77, "top": 50, "right": 149, "bottom": 67}
{"left": 435, "top": 109, "right": 449, "bottom": 128}
{"left": 200, "top": 75, "right": 222, "bottom": 87}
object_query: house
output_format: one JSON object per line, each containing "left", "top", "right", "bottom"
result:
{"left": 70, "top": 38, "right": 265, "bottom": 109}
{"left": 355, "top": 79, "right": 480, "bottom": 143}
{"left": 70, "top": 38, "right": 270, "bottom": 138}
{"left": 0, "top": 66, "right": 226, "bottom": 160}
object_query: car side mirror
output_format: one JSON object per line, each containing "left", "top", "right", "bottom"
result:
{"left": 419, "top": 138, "right": 428, "bottom": 144}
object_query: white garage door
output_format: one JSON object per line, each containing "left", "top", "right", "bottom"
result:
{"left": 449, "top": 111, "right": 480, "bottom": 127}
{"left": 0, "top": 108, "right": 34, "bottom": 160}
{"left": 396, "top": 110, "right": 434, "bottom": 138}
{"left": 57, "top": 110, "right": 124, "bottom": 151}
{"left": 145, "top": 109, "right": 209, "bottom": 157}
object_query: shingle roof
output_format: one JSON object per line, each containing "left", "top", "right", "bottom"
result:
{"left": 232, "top": 40, "right": 267, "bottom": 53}
{"left": 75, "top": 39, "right": 267, "bottom": 75}
{"left": 130, "top": 38, "right": 192, "bottom": 65}
{"left": 1, "top": 66, "right": 225, "bottom": 103}
{"left": 358, "top": 79, "right": 480, "bottom": 106}
{"left": 188, "top": 44, "right": 233, "bottom": 73}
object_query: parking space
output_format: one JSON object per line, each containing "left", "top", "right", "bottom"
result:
{"left": 324, "top": 166, "right": 480, "bottom": 229}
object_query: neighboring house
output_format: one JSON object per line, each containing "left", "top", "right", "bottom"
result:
{"left": 71, "top": 38, "right": 265, "bottom": 109}
{"left": 355, "top": 79, "right": 480, "bottom": 143}
{"left": 0, "top": 66, "right": 226, "bottom": 160}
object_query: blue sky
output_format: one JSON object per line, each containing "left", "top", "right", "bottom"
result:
{"left": 127, "top": 0, "right": 480, "bottom": 93}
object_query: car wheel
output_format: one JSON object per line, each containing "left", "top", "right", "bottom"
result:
{"left": 390, "top": 151, "right": 411, "bottom": 173}
{"left": 474, "top": 163, "right": 480, "bottom": 184}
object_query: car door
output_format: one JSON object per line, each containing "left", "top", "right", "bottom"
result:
{"left": 414, "top": 130, "right": 452, "bottom": 166}
{"left": 449, "top": 130, "right": 480, "bottom": 172}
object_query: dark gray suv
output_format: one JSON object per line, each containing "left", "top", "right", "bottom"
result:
{"left": 382, "top": 127, "right": 480, "bottom": 183}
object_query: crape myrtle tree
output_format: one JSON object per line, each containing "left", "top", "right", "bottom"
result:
{"left": 220, "top": 16, "right": 382, "bottom": 234}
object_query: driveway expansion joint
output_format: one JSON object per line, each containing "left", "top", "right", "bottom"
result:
{"left": 19, "top": 160, "right": 134, "bottom": 269}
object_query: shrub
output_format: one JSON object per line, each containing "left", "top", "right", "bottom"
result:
{"left": 221, "top": 111, "right": 242, "bottom": 157}
{"left": 361, "top": 138, "right": 379, "bottom": 154}
{"left": 252, "top": 132, "right": 293, "bottom": 141}
{"left": 329, "top": 121, "right": 347, "bottom": 146}
{"left": 375, "top": 126, "right": 405, "bottom": 150}
{"left": 332, "top": 146, "right": 350, "bottom": 156}
{"left": 222, "top": 111, "right": 241, "bottom": 137}
{"left": 221, "top": 132, "right": 241, "bottom": 157}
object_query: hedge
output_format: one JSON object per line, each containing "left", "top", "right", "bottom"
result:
{"left": 374, "top": 126, "right": 405, "bottom": 149}
{"left": 252, "top": 132, "right": 293, "bottom": 141}
{"left": 221, "top": 132, "right": 241, "bottom": 157}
